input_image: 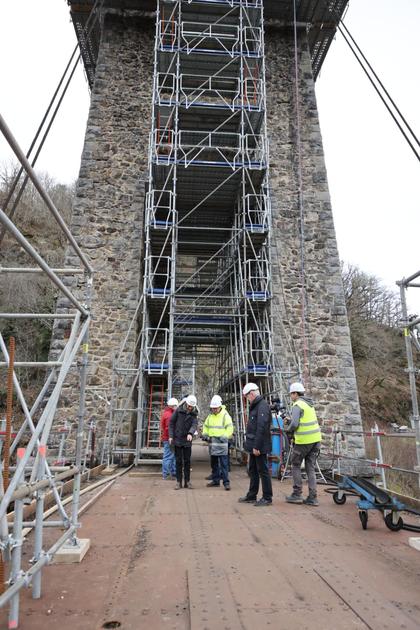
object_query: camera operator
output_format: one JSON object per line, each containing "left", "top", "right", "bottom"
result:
{"left": 284, "top": 382, "right": 322, "bottom": 506}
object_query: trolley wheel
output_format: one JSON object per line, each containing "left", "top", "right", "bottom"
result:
{"left": 358, "top": 510, "right": 368, "bottom": 530}
{"left": 384, "top": 512, "right": 403, "bottom": 532}
{"left": 333, "top": 491, "right": 346, "bottom": 505}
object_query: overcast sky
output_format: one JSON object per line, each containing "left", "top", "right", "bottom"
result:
{"left": 0, "top": 0, "right": 419, "bottom": 312}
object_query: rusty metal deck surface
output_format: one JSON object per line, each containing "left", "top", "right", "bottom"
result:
{"left": 3, "top": 459, "right": 420, "bottom": 630}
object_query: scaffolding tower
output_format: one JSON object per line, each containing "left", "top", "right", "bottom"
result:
{"left": 130, "top": 0, "right": 275, "bottom": 462}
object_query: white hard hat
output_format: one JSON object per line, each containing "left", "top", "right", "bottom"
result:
{"left": 186, "top": 394, "right": 197, "bottom": 407}
{"left": 242, "top": 382, "right": 259, "bottom": 396}
{"left": 167, "top": 397, "right": 178, "bottom": 407}
{"left": 210, "top": 395, "right": 222, "bottom": 408}
{"left": 289, "top": 382, "right": 305, "bottom": 394}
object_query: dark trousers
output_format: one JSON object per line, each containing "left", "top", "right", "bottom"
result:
{"left": 291, "top": 441, "right": 321, "bottom": 497}
{"left": 175, "top": 445, "right": 192, "bottom": 486}
{"left": 248, "top": 453, "right": 272, "bottom": 501}
{"left": 212, "top": 454, "right": 229, "bottom": 486}
{"left": 210, "top": 455, "right": 219, "bottom": 480}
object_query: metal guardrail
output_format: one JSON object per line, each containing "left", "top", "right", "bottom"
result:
{"left": 323, "top": 423, "right": 420, "bottom": 492}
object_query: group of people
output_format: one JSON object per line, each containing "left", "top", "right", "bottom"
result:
{"left": 160, "top": 381, "right": 322, "bottom": 506}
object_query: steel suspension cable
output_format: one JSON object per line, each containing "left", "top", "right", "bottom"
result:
{"left": 0, "top": 52, "right": 81, "bottom": 247}
{"left": 0, "top": 0, "right": 104, "bottom": 246}
{"left": 319, "top": 0, "right": 420, "bottom": 163}
{"left": 338, "top": 20, "right": 420, "bottom": 150}
{"left": 0, "top": 44, "right": 79, "bottom": 215}
{"left": 335, "top": 23, "right": 420, "bottom": 162}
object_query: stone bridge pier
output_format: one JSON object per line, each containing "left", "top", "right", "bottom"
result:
{"left": 51, "top": 3, "right": 365, "bottom": 466}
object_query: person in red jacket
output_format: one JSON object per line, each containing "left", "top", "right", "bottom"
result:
{"left": 161, "top": 398, "right": 178, "bottom": 479}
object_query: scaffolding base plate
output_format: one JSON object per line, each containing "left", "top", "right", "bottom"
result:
{"left": 52, "top": 538, "right": 90, "bottom": 564}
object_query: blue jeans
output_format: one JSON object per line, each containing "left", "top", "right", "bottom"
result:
{"left": 213, "top": 454, "right": 229, "bottom": 486}
{"left": 162, "top": 441, "right": 176, "bottom": 478}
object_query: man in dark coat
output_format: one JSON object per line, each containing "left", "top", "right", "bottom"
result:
{"left": 169, "top": 394, "right": 198, "bottom": 489}
{"left": 238, "top": 383, "right": 273, "bottom": 506}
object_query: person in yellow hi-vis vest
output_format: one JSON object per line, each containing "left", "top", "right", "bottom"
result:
{"left": 285, "top": 382, "right": 322, "bottom": 506}
{"left": 202, "top": 395, "right": 233, "bottom": 491}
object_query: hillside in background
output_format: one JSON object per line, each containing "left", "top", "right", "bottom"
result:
{"left": 0, "top": 163, "right": 74, "bottom": 406}
{"left": 342, "top": 263, "right": 416, "bottom": 429}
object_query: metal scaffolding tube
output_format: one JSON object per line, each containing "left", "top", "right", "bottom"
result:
{"left": 10, "top": 467, "right": 78, "bottom": 502}
{"left": 0, "top": 361, "right": 65, "bottom": 367}
{"left": 0, "top": 208, "right": 89, "bottom": 317}
{"left": 0, "top": 526, "right": 77, "bottom": 610}
{"left": 398, "top": 276, "right": 420, "bottom": 486}
{"left": 0, "top": 267, "right": 85, "bottom": 274}
{"left": 0, "top": 115, "right": 92, "bottom": 274}
{"left": 0, "top": 108, "right": 94, "bottom": 620}
{"left": 0, "top": 313, "right": 77, "bottom": 320}
{"left": 0, "top": 336, "right": 72, "bottom": 524}
{"left": 8, "top": 349, "right": 65, "bottom": 455}
{"left": 0, "top": 315, "right": 88, "bottom": 522}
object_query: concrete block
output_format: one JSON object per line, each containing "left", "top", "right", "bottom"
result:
{"left": 101, "top": 465, "right": 118, "bottom": 476}
{"left": 52, "top": 538, "right": 90, "bottom": 564}
{"left": 408, "top": 537, "right": 420, "bottom": 552}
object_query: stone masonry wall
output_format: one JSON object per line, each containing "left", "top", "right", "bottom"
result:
{"left": 51, "top": 14, "right": 154, "bottom": 452}
{"left": 265, "top": 26, "right": 365, "bottom": 460}
{"left": 52, "top": 17, "right": 365, "bottom": 464}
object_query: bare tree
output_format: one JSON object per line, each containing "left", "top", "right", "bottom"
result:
{"left": 341, "top": 263, "right": 401, "bottom": 328}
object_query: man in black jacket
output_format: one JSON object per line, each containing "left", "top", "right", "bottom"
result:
{"left": 238, "top": 383, "right": 273, "bottom": 506}
{"left": 169, "top": 394, "right": 198, "bottom": 489}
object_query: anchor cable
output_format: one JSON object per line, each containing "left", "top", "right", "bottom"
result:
{"left": 319, "top": 0, "right": 420, "bottom": 162}
{"left": 0, "top": 0, "right": 104, "bottom": 246}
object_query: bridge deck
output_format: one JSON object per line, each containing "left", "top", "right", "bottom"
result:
{"left": 4, "top": 450, "right": 420, "bottom": 629}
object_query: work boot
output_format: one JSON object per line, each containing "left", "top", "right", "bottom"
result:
{"left": 286, "top": 493, "right": 303, "bottom": 504}
{"left": 205, "top": 474, "right": 213, "bottom": 480}
{"left": 238, "top": 495, "right": 256, "bottom": 503}
{"left": 185, "top": 482, "right": 193, "bottom": 489}
{"left": 224, "top": 484, "right": 231, "bottom": 491}
{"left": 254, "top": 498, "right": 272, "bottom": 507}
{"left": 303, "top": 495, "right": 319, "bottom": 506}
{"left": 174, "top": 482, "right": 182, "bottom": 490}
{"left": 206, "top": 481, "right": 220, "bottom": 487}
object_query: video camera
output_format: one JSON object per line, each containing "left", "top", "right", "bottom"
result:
{"left": 270, "top": 398, "right": 287, "bottom": 418}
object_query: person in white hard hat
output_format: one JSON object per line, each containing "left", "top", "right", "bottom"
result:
{"left": 160, "top": 397, "right": 179, "bottom": 480}
{"left": 238, "top": 383, "right": 273, "bottom": 506}
{"left": 202, "top": 395, "right": 234, "bottom": 490}
{"left": 284, "top": 382, "right": 322, "bottom": 506}
{"left": 169, "top": 394, "right": 198, "bottom": 489}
